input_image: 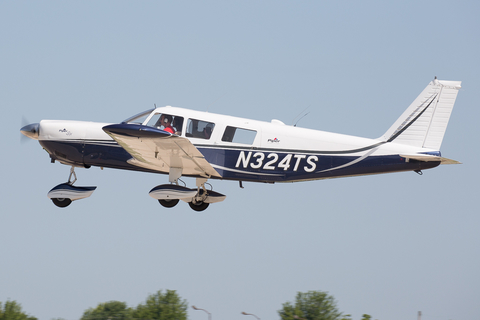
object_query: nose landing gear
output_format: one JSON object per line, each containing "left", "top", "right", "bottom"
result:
{"left": 47, "top": 166, "right": 97, "bottom": 208}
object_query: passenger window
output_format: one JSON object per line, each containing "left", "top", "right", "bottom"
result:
{"left": 186, "top": 119, "right": 215, "bottom": 140}
{"left": 222, "top": 126, "right": 257, "bottom": 144}
{"left": 146, "top": 113, "right": 184, "bottom": 135}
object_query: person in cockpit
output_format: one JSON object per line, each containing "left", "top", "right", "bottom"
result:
{"left": 162, "top": 115, "right": 175, "bottom": 134}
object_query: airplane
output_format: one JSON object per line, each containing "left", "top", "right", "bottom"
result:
{"left": 20, "top": 78, "right": 461, "bottom": 211}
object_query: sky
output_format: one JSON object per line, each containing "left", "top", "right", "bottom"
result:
{"left": 1, "top": 1, "right": 479, "bottom": 320}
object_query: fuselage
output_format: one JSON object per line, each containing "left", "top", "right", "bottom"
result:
{"left": 33, "top": 106, "right": 440, "bottom": 183}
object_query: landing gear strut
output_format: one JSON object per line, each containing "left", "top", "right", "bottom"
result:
{"left": 188, "top": 178, "right": 210, "bottom": 212}
{"left": 48, "top": 166, "right": 97, "bottom": 208}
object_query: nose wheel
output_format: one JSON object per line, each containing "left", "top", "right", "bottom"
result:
{"left": 51, "top": 198, "right": 72, "bottom": 208}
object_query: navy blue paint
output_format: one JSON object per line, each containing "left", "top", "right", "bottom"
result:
{"left": 103, "top": 124, "right": 172, "bottom": 138}
{"left": 40, "top": 141, "right": 84, "bottom": 165}
{"left": 150, "top": 185, "right": 196, "bottom": 193}
{"left": 49, "top": 183, "right": 97, "bottom": 193}
{"left": 40, "top": 140, "right": 440, "bottom": 183}
{"left": 199, "top": 148, "right": 440, "bottom": 182}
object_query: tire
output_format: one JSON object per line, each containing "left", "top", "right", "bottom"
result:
{"left": 188, "top": 201, "right": 209, "bottom": 212}
{"left": 52, "top": 198, "right": 72, "bottom": 208}
{"left": 158, "top": 199, "right": 179, "bottom": 208}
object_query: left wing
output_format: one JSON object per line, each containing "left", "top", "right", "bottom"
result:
{"left": 103, "top": 124, "right": 221, "bottom": 178}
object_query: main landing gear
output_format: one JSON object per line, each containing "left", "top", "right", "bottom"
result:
{"left": 149, "top": 177, "right": 226, "bottom": 212}
{"left": 47, "top": 166, "right": 97, "bottom": 208}
{"left": 46, "top": 167, "right": 224, "bottom": 211}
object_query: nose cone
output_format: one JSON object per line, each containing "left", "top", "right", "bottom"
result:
{"left": 20, "top": 123, "right": 40, "bottom": 140}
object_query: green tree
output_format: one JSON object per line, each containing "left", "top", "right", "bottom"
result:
{"left": 0, "top": 300, "right": 37, "bottom": 320}
{"left": 278, "top": 291, "right": 343, "bottom": 320}
{"left": 132, "top": 290, "right": 187, "bottom": 320}
{"left": 80, "top": 301, "right": 133, "bottom": 320}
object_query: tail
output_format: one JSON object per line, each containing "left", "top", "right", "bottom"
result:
{"left": 382, "top": 78, "right": 461, "bottom": 150}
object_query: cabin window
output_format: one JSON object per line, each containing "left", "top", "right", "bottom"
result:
{"left": 222, "top": 126, "right": 257, "bottom": 144}
{"left": 186, "top": 119, "right": 215, "bottom": 140}
{"left": 146, "top": 113, "right": 184, "bottom": 135}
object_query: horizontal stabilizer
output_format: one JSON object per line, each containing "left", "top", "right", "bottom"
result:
{"left": 400, "top": 154, "right": 461, "bottom": 164}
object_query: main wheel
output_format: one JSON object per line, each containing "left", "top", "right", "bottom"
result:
{"left": 158, "top": 199, "right": 179, "bottom": 208}
{"left": 188, "top": 201, "right": 209, "bottom": 212}
{"left": 51, "top": 198, "right": 72, "bottom": 208}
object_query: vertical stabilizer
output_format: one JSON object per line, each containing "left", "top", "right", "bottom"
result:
{"left": 382, "top": 79, "right": 461, "bottom": 150}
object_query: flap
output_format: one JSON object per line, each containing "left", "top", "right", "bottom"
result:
{"left": 103, "top": 124, "right": 221, "bottom": 178}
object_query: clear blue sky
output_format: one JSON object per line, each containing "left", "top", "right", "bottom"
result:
{"left": 1, "top": 1, "right": 479, "bottom": 319}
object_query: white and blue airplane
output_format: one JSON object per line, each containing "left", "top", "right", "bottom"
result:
{"left": 21, "top": 78, "right": 461, "bottom": 211}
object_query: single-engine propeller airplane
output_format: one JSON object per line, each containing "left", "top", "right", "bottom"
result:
{"left": 21, "top": 78, "right": 461, "bottom": 211}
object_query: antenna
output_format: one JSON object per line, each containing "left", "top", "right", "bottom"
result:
{"left": 206, "top": 93, "right": 226, "bottom": 112}
{"left": 292, "top": 105, "right": 310, "bottom": 127}
{"left": 294, "top": 112, "right": 310, "bottom": 127}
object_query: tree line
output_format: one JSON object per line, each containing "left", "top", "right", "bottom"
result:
{"left": 1, "top": 290, "right": 376, "bottom": 320}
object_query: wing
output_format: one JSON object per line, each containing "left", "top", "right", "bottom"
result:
{"left": 103, "top": 124, "right": 221, "bottom": 178}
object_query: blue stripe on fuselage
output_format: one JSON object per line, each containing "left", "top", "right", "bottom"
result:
{"left": 39, "top": 140, "right": 440, "bottom": 182}
{"left": 197, "top": 147, "right": 440, "bottom": 182}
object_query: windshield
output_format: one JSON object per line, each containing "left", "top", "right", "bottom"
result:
{"left": 122, "top": 108, "right": 154, "bottom": 124}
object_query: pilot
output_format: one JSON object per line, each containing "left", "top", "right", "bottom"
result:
{"left": 162, "top": 115, "right": 175, "bottom": 134}
{"left": 154, "top": 114, "right": 165, "bottom": 129}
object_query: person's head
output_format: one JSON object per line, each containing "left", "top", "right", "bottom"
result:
{"left": 204, "top": 124, "right": 213, "bottom": 138}
{"left": 154, "top": 114, "right": 165, "bottom": 128}
{"left": 163, "top": 114, "right": 172, "bottom": 126}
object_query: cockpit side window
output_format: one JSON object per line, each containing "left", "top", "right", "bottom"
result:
{"left": 122, "top": 108, "right": 154, "bottom": 124}
{"left": 222, "top": 126, "right": 257, "bottom": 144}
{"left": 186, "top": 119, "right": 215, "bottom": 140}
{"left": 146, "top": 113, "right": 184, "bottom": 135}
